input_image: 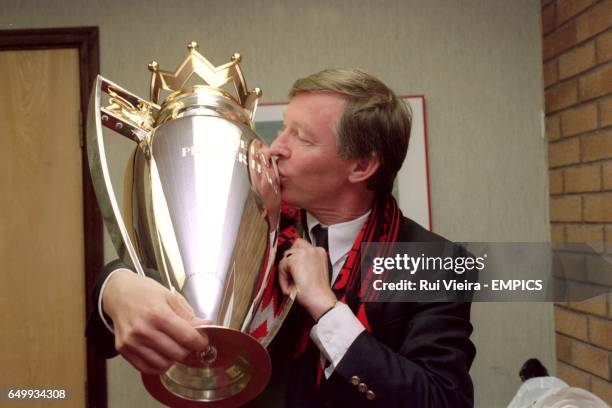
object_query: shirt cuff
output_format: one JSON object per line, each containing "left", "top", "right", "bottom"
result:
{"left": 310, "top": 302, "right": 365, "bottom": 378}
{"left": 98, "top": 268, "right": 132, "bottom": 334}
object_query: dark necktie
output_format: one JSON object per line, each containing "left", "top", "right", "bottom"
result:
{"left": 311, "top": 224, "right": 332, "bottom": 283}
{"left": 311, "top": 224, "right": 334, "bottom": 373}
{"left": 311, "top": 224, "right": 329, "bottom": 251}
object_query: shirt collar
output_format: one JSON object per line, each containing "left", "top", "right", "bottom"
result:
{"left": 306, "top": 210, "right": 371, "bottom": 267}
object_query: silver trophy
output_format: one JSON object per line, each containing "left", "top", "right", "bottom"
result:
{"left": 87, "top": 42, "right": 286, "bottom": 407}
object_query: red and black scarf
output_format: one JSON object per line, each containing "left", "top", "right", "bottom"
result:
{"left": 249, "top": 194, "right": 402, "bottom": 383}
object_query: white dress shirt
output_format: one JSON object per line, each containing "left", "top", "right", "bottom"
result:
{"left": 305, "top": 210, "right": 370, "bottom": 378}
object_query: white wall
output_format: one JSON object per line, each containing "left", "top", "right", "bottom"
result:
{"left": 0, "top": 1, "right": 553, "bottom": 406}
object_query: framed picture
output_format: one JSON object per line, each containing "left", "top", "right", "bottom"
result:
{"left": 254, "top": 96, "right": 431, "bottom": 231}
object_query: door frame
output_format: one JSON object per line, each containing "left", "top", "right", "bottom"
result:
{"left": 0, "top": 27, "right": 105, "bottom": 408}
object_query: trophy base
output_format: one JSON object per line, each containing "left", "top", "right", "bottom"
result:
{"left": 142, "top": 325, "right": 271, "bottom": 407}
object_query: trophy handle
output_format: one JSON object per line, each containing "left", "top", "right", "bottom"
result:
{"left": 86, "top": 75, "right": 159, "bottom": 275}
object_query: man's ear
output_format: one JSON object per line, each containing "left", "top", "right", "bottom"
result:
{"left": 348, "top": 153, "right": 380, "bottom": 184}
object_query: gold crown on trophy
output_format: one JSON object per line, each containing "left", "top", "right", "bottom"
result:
{"left": 147, "top": 41, "right": 262, "bottom": 112}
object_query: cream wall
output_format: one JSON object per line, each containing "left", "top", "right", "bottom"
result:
{"left": 0, "top": 1, "right": 552, "bottom": 407}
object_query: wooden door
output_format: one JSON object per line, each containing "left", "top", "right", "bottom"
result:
{"left": 0, "top": 48, "right": 87, "bottom": 407}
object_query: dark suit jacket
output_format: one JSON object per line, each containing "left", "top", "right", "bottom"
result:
{"left": 86, "top": 216, "right": 476, "bottom": 408}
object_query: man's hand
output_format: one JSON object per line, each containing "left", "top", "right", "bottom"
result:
{"left": 102, "top": 270, "right": 210, "bottom": 374}
{"left": 278, "top": 238, "right": 337, "bottom": 321}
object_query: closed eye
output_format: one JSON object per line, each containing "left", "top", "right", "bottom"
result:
{"left": 296, "top": 134, "right": 313, "bottom": 145}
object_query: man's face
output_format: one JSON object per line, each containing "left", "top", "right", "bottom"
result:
{"left": 269, "top": 92, "right": 354, "bottom": 211}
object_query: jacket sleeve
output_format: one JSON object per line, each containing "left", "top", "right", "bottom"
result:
{"left": 329, "top": 301, "right": 475, "bottom": 407}
{"left": 85, "top": 259, "right": 127, "bottom": 358}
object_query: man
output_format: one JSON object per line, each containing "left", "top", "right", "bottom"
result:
{"left": 87, "top": 69, "right": 476, "bottom": 407}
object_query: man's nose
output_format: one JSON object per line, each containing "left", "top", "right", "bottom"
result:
{"left": 269, "top": 132, "right": 290, "bottom": 158}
